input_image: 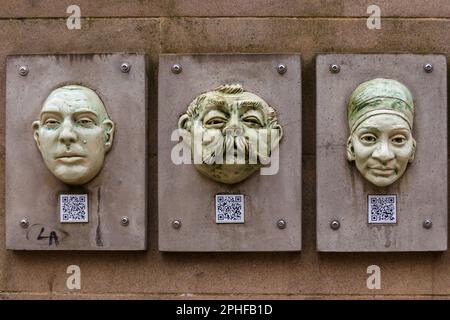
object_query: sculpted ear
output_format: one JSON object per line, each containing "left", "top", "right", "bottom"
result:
{"left": 178, "top": 114, "right": 192, "bottom": 146}
{"left": 102, "top": 119, "right": 115, "bottom": 152}
{"left": 409, "top": 138, "right": 416, "bottom": 163}
{"left": 178, "top": 114, "right": 191, "bottom": 131}
{"left": 32, "top": 120, "right": 41, "bottom": 149}
{"left": 347, "top": 136, "right": 355, "bottom": 161}
{"left": 269, "top": 123, "right": 283, "bottom": 150}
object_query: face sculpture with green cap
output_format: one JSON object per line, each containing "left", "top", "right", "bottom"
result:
{"left": 32, "top": 85, "right": 115, "bottom": 185}
{"left": 347, "top": 78, "right": 416, "bottom": 187}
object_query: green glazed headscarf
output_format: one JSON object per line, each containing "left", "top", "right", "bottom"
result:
{"left": 348, "top": 78, "right": 414, "bottom": 133}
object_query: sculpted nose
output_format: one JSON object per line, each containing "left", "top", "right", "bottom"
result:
{"left": 223, "top": 113, "right": 243, "bottom": 135}
{"left": 372, "top": 141, "right": 395, "bottom": 163}
{"left": 58, "top": 121, "right": 77, "bottom": 145}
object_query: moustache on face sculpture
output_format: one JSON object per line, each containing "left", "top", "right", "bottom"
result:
{"left": 201, "top": 129, "right": 272, "bottom": 165}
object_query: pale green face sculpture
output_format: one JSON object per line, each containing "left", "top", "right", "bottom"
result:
{"left": 33, "top": 85, "right": 115, "bottom": 185}
{"left": 347, "top": 78, "right": 416, "bottom": 187}
{"left": 179, "top": 84, "right": 283, "bottom": 184}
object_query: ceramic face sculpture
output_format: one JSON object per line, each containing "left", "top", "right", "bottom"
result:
{"left": 178, "top": 84, "right": 283, "bottom": 184}
{"left": 33, "top": 85, "right": 115, "bottom": 185}
{"left": 347, "top": 78, "right": 416, "bottom": 187}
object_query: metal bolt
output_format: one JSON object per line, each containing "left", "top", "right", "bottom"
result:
{"left": 330, "top": 220, "right": 340, "bottom": 230}
{"left": 329, "top": 64, "right": 340, "bottom": 74}
{"left": 120, "top": 216, "right": 129, "bottom": 226}
{"left": 171, "top": 64, "right": 182, "bottom": 74}
{"left": 172, "top": 219, "right": 182, "bottom": 229}
{"left": 120, "top": 62, "right": 131, "bottom": 73}
{"left": 424, "top": 63, "right": 433, "bottom": 73}
{"left": 277, "top": 219, "right": 287, "bottom": 229}
{"left": 423, "top": 219, "right": 432, "bottom": 229}
{"left": 18, "top": 65, "right": 29, "bottom": 76}
{"left": 276, "top": 64, "right": 287, "bottom": 75}
{"left": 20, "top": 219, "right": 29, "bottom": 228}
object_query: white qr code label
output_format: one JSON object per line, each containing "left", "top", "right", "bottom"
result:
{"left": 215, "top": 194, "right": 245, "bottom": 224}
{"left": 368, "top": 195, "right": 397, "bottom": 224}
{"left": 60, "top": 194, "right": 89, "bottom": 223}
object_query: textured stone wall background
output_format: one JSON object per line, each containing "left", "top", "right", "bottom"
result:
{"left": 0, "top": 0, "right": 449, "bottom": 299}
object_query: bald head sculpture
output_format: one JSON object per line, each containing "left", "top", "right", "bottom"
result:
{"left": 32, "top": 85, "right": 115, "bottom": 185}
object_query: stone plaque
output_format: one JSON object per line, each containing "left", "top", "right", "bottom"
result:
{"left": 317, "top": 54, "right": 447, "bottom": 252}
{"left": 6, "top": 54, "right": 147, "bottom": 250}
{"left": 158, "top": 54, "right": 301, "bottom": 251}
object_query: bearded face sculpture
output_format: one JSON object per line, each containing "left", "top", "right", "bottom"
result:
{"left": 178, "top": 84, "right": 283, "bottom": 184}
{"left": 346, "top": 78, "right": 416, "bottom": 187}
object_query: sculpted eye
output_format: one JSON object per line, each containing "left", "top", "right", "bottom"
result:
{"left": 77, "top": 118, "right": 95, "bottom": 127}
{"left": 360, "top": 134, "right": 377, "bottom": 144}
{"left": 391, "top": 135, "right": 407, "bottom": 145}
{"left": 44, "top": 119, "right": 60, "bottom": 128}
{"left": 242, "top": 116, "right": 262, "bottom": 128}
{"left": 205, "top": 117, "right": 227, "bottom": 128}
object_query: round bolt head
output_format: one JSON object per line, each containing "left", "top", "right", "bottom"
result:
{"left": 20, "top": 219, "right": 29, "bottom": 228}
{"left": 330, "top": 220, "right": 340, "bottom": 230}
{"left": 424, "top": 63, "right": 433, "bottom": 73}
{"left": 120, "top": 62, "right": 131, "bottom": 73}
{"left": 18, "top": 65, "right": 29, "bottom": 76}
{"left": 171, "top": 64, "right": 182, "bottom": 74}
{"left": 120, "top": 216, "right": 129, "bottom": 226}
{"left": 329, "top": 64, "right": 341, "bottom": 74}
{"left": 172, "top": 219, "right": 182, "bottom": 229}
{"left": 277, "top": 64, "right": 287, "bottom": 74}
{"left": 423, "top": 219, "right": 432, "bottom": 229}
{"left": 277, "top": 219, "right": 287, "bottom": 229}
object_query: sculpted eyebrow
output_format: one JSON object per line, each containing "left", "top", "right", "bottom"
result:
{"left": 72, "top": 110, "right": 99, "bottom": 117}
{"left": 206, "top": 99, "right": 226, "bottom": 106}
{"left": 240, "top": 101, "right": 262, "bottom": 109}
{"left": 204, "top": 101, "right": 229, "bottom": 113}
{"left": 40, "top": 110, "right": 62, "bottom": 119}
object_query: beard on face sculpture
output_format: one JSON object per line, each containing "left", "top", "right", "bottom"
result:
{"left": 178, "top": 84, "right": 283, "bottom": 184}
{"left": 346, "top": 78, "right": 416, "bottom": 187}
{"left": 32, "top": 85, "right": 115, "bottom": 185}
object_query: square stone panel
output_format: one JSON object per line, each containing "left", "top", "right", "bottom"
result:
{"left": 316, "top": 54, "right": 447, "bottom": 252}
{"left": 6, "top": 54, "right": 147, "bottom": 250}
{"left": 158, "top": 54, "right": 301, "bottom": 251}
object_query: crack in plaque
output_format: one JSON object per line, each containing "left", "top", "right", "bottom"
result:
{"left": 96, "top": 187, "right": 104, "bottom": 247}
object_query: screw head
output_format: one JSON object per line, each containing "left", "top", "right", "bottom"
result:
{"left": 120, "top": 216, "right": 129, "bottom": 226}
{"left": 20, "top": 219, "right": 29, "bottom": 228}
{"left": 330, "top": 220, "right": 340, "bottom": 230}
{"left": 172, "top": 219, "right": 182, "bottom": 229}
{"left": 424, "top": 63, "right": 433, "bottom": 73}
{"left": 423, "top": 219, "right": 432, "bottom": 229}
{"left": 277, "top": 219, "right": 287, "bottom": 229}
{"left": 18, "top": 65, "right": 29, "bottom": 76}
{"left": 329, "top": 64, "right": 340, "bottom": 74}
{"left": 276, "top": 64, "right": 287, "bottom": 75}
{"left": 120, "top": 62, "right": 131, "bottom": 73}
{"left": 171, "top": 64, "right": 182, "bottom": 74}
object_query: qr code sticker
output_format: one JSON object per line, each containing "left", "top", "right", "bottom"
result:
{"left": 368, "top": 195, "right": 397, "bottom": 224}
{"left": 60, "top": 194, "right": 89, "bottom": 223}
{"left": 215, "top": 194, "right": 244, "bottom": 224}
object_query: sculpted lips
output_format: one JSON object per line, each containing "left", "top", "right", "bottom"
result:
{"left": 55, "top": 152, "right": 86, "bottom": 163}
{"left": 369, "top": 166, "right": 395, "bottom": 176}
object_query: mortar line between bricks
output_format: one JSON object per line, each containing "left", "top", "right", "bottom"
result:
{"left": 1, "top": 291, "right": 450, "bottom": 298}
{"left": 0, "top": 16, "right": 450, "bottom": 21}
